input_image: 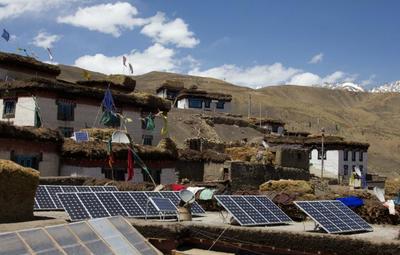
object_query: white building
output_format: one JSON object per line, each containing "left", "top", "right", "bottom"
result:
{"left": 175, "top": 87, "right": 232, "bottom": 113}
{"left": 309, "top": 145, "right": 369, "bottom": 182}
{"left": 155, "top": 80, "right": 184, "bottom": 106}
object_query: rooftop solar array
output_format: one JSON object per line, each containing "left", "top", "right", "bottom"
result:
{"left": 0, "top": 216, "right": 161, "bottom": 255}
{"left": 215, "top": 195, "right": 293, "bottom": 226}
{"left": 34, "top": 185, "right": 118, "bottom": 210}
{"left": 58, "top": 191, "right": 205, "bottom": 221}
{"left": 149, "top": 197, "right": 178, "bottom": 213}
{"left": 294, "top": 200, "right": 373, "bottom": 234}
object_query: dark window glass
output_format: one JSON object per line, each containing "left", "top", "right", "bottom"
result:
{"left": 142, "top": 135, "right": 153, "bottom": 146}
{"left": 204, "top": 100, "right": 211, "bottom": 108}
{"left": 352, "top": 151, "right": 356, "bottom": 161}
{"left": 359, "top": 165, "right": 364, "bottom": 173}
{"left": 344, "top": 165, "right": 348, "bottom": 175}
{"left": 308, "top": 151, "right": 312, "bottom": 159}
{"left": 188, "top": 98, "right": 203, "bottom": 109}
{"left": 2, "top": 99, "right": 16, "bottom": 118}
{"left": 102, "top": 168, "right": 126, "bottom": 181}
{"left": 317, "top": 150, "right": 326, "bottom": 160}
{"left": 57, "top": 101, "right": 75, "bottom": 121}
{"left": 216, "top": 101, "right": 225, "bottom": 109}
{"left": 142, "top": 168, "right": 161, "bottom": 184}
{"left": 359, "top": 151, "right": 363, "bottom": 161}
{"left": 343, "top": 150, "right": 348, "bottom": 161}
{"left": 59, "top": 127, "right": 74, "bottom": 138}
{"left": 14, "top": 155, "right": 38, "bottom": 170}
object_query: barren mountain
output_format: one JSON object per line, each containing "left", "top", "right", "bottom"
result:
{"left": 58, "top": 66, "right": 400, "bottom": 178}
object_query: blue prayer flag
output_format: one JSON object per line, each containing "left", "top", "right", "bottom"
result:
{"left": 103, "top": 88, "right": 115, "bottom": 111}
{"left": 2, "top": 29, "right": 10, "bottom": 42}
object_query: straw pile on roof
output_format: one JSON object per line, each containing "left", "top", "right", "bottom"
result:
{"left": 264, "top": 134, "right": 369, "bottom": 149}
{"left": 385, "top": 178, "right": 400, "bottom": 197}
{"left": 76, "top": 74, "right": 136, "bottom": 93}
{"left": 156, "top": 79, "right": 185, "bottom": 92}
{"left": 0, "top": 51, "right": 60, "bottom": 76}
{"left": 0, "top": 121, "right": 62, "bottom": 142}
{"left": 178, "top": 148, "right": 230, "bottom": 163}
{"left": 62, "top": 138, "right": 178, "bottom": 161}
{"left": 0, "top": 78, "right": 170, "bottom": 111}
{"left": 225, "top": 146, "right": 274, "bottom": 164}
{"left": 176, "top": 87, "right": 232, "bottom": 101}
{"left": 0, "top": 160, "right": 39, "bottom": 222}
{"left": 81, "top": 128, "right": 115, "bottom": 141}
{"left": 247, "top": 117, "right": 285, "bottom": 126}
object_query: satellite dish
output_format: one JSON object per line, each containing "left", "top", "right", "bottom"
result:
{"left": 111, "top": 131, "right": 131, "bottom": 144}
{"left": 262, "top": 140, "right": 269, "bottom": 149}
{"left": 373, "top": 187, "right": 386, "bottom": 203}
{"left": 354, "top": 166, "right": 362, "bottom": 177}
{"left": 179, "top": 190, "right": 195, "bottom": 204}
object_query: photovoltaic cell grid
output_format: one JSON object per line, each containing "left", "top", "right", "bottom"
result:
{"left": 34, "top": 185, "right": 118, "bottom": 210}
{"left": 58, "top": 191, "right": 206, "bottom": 221}
{"left": 294, "top": 200, "right": 373, "bottom": 234}
{"left": 149, "top": 197, "right": 177, "bottom": 213}
{"left": 215, "top": 195, "right": 293, "bottom": 226}
{"left": 0, "top": 216, "right": 161, "bottom": 255}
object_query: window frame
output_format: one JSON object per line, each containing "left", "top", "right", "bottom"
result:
{"left": 317, "top": 150, "right": 327, "bottom": 160}
{"left": 204, "top": 100, "right": 211, "bottom": 108}
{"left": 352, "top": 151, "right": 356, "bottom": 161}
{"left": 359, "top": 151, "right": 363, "bottom": 161}
{"left": 343, "top": 150, "right": 348, "bottom": 161}
{"left": 56, "top": 99, "right": 76, "bottom": 121}
{"left": 2, "top": 99, "right": 16, "bottom": 118}
{"left": 188, "top": 98, "right": 203, "bottom": 109}
{"left": 142, "top": 134, "right": 153, "bottom": 146}
{"left": 216, "top": 101, "right": 225, "bottom": 109}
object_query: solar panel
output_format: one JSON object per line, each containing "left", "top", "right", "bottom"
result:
{"left": 150, "top": 197, "right": 177, "bottom": 213}
{"left": 58, "top": 193, "right": 91, "bottom": 221}
{"left": 77, "top": 193, "right": 110, "bottom": 218}
{"left": 215, "top": 195, "right": 292, "bottom": 226}
{"left": 104, "top": 186, "right": 118, "bottom": 191}
{"left": 18, "top": 228, "right": 63, "bottom": 254}
{"left": 294, "top": 200, "right": 373, "bottom": 234}
{"left": 74, "top": 131, "right": 89, "bottom": 142}
{"left": 0, "top": 233, "right": 29, "bottom": 255}
{"left": 61, "top": 186, "right": 78, "bottom": 193}
{"left": 46, "top": 185, "right": 63, "bottom": 209}
{"left": 46, "top": 225, "right": 92, "bottom": 255}
{"left": 130, "top": 192, "right": 159, "bottom": 216}
{"left": 113, "top": 192, "right": 144, "bottom": 217}
{"left": 35, "top": 185, "right": 56, "bottom": 210}
{"left": 160, "top": 191, "right": 206, "bottom": 215}
{"left": 76, "top": 186, "right": 92, "bottom": 192}
{"left": 90, "top": 186, "right": 106, "bottom": 192}
{"left": 96, "top": 192, "right": 128, "bottom": 216}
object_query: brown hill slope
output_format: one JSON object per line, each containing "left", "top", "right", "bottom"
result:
{"left": 58, "top": 67, "right": 400, "bottom": 177}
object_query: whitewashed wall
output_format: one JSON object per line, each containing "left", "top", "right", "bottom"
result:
{"left": 0, "top": 97, "right": 36, "bottom": 125}
{"left": 309, "top": 149, "right": 339, "bottom": 179}
{"left": 60, "top": 165, "right": 103, "bottom": 178}
{"left": 177, "top": 98, "right": 189, "bottom": 109}
{"left": 338, "top": 151, "right": 368, "bottom": 178}
{"left": 177, "top": 98, "right": 231, "bottom": 113}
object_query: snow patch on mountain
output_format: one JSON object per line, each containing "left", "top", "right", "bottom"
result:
{"left": 370, "top": 81, "right": 400, "bottom": 93}
{"left": 314, "top": 82, "right": 365, "bottom": 92}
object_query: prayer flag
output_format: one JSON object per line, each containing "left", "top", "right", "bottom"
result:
{"left": 126, "top": 148, "right": 134, "bottom": 181}
{"left": 122, "top": 56, "right": 127, "bottom": 67}
{"left": 161, "top": 112, "right": 168, "bottom": 135}
{"left": 128, "top": 63, "right": 133, "bottom": 74}
{"left": 2, "top": 29, "right": 10, "bottom": 42}
{"left": 46, "top": 48, "right": 54, "bottom": 61}
{"left": 102, "top": 88, "right": 115, "bottom": 112}
{"left": 106, "top": 139, "right": 114, "bottom": 168}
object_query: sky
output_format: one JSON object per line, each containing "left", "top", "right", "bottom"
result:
{"left": 0, "top": 0, "right": 399, "bottom": 89}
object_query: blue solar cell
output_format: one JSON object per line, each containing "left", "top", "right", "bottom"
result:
{"left": 254, "top": 196, "right": 292, "bottom": 223}
{"left": 74, "top": 131, "right": 89, "bottom": 142}
{"left": 130, "top": 192, "right": 159, "bottom": 216}
{"left": 103, "top": 186, "right": 118, "bottom": 191}
{"left": 46, "top": 186, "right": 63, "bottom": 209}
{"left": 113, "top": 192, "right": 144, "bottom": 217}
{"left": 35, "top": 185, "right": 56, "bottom": 209}
{"left": 215, "top": 195, "right": 255, "bottom": 226}
{"left": 58, "top": 193, "right": 91, "bottom": 221}
{"left": 89, "top": 186, "right": 105, "bottom": 192}
{"left": 95, "top": 192, "right": 127, "bottom": 217}
{"left": 77, "top": 193, "right": 110, "bottom": 218}
{"left": 150, "top": 197, "right": 177, "bottom": 212}
{"left": 76, "top": 186, "right": 92, "bottom": 192}
{"left": 295, "top": 200, "right": 372, "bottom": 234}
{"left": 61, "top": 186, "right": 78, "bottom": 193}
{"left": 160, "top": 191, "right": 180, "bottom": 205}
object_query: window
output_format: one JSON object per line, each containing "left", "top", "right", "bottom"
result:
{"left": 204, "top": 100, "right": 211, "bottom": 108}
{"left": 343, "top": 165, "right": 348, "bottom": 176}
{"left": 343, "top": 150, "right": 348, "bottom": 161}
{"left": 317, "top": 150, "right": 326, "bottom": 160}
{"left": 143, "top": 168, "right": 161, "bottom": 184}
{"left": 359, "top": 165, "right": 364, "bottom": 174}
{"left": 2, "top": 99, "right": 16, "bottom": 118}
{"left": 216, "top": 101, "right": 225, "bottom": 109}
{"left": 102, "top": 168, "right": 126, "bottom": 181}
{"left": 59, "top": 127, "right": 74, "bottom": 138}
{"left": 57, "top": 100, "right": 75, "bottom": 121}
{"left": 359, "top": 151, "right": 363, "bottom": 161}
{"left": 188, "top": 98, "right": 203, "bottom": 109}
{"left": 352, "top": 151, "right": 356, "bottom": 161}
{"left": 14, "top": 155, "right": 38, "bottom": 170}
{"left": 142, "top": 135, "right": 153, "bottom": 146}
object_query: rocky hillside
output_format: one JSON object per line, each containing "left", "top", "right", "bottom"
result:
{"left": 58, "top": 66, "right": 400, "bottom": 178}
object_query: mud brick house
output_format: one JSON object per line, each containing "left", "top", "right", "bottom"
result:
{"left": 0, "top": 122, "right": 62, "bottom": 175}
{"left": 248, "top": 117, "right": 285, "bottom": 135}
{"left": 156, "top": 80, "right": 185, "bottom": 106}
{"left": 264, "top": 134, "right": 369, "bottom": 182}
{"left": 0, "top": 52, "right": 171, "bottom": 145}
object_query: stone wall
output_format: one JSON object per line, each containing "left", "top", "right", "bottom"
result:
{"left": 176, "top": 161, "right": 204, "bottom": 182}
{"left": 227, "top": 161, "right": 310, "bottom": 191}
{"left": 274, "top": 146, "right": 309, "bottom": 170}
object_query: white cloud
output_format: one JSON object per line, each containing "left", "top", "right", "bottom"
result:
{"left": 189, "top": 63, "right": 300, "bottom": 87}
{"left": 32, "top": 31, "right": 61, "bottom": 49}
{"left": 361, "top": 74, "right": 376, "bottom": 86}
{"left": 309, "top": 52, "right": 324, "bottom": 64}
{"left": 141, "top": 12, "right": 199, "bottom": 48}
{"left": 57, "top": 2, "right": 146, "bottom": 37}
{"left": 288, "top": 70, "right": 355, "bottom": 86}
{"left": 74, "top": 43, "right": 176, "bottom": 75}
{"left": 0, "top": 0, "right": 74, "bottom": 20}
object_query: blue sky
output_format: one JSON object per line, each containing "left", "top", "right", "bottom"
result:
{"left": 0, "top": 0, "right": 399, "bottom": 89}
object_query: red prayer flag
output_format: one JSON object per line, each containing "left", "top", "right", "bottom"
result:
{"left": 126, "top": 148, "right": 134, "bottom": 181}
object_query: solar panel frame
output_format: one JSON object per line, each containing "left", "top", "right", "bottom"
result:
{"left": 294, "top": 200, "right": 373, "bottom": 234}
{"left": 95, "top": 192, "right": 128, "bottom": 217}
{"left": 34, "top": 185, "right": 56, "bottom": 210}
{"left": 45, "top": 185, "right": 64, "bottom": 209}
{"left": 77, "top": 192, "right": 110, "bottom": 219}
{"left": 129, "top": 192, "right": 160, "bottom": 217}
{"left": 58, "top": 193, "right": 91, "bottom": 221}
{"left": 113, "top": 192, "right": 145, "bottom": 217}
{"left": 149, "top": 197, "right": 178, "bottom": 213}
{"left": 215, "top": 195, "right": 256, "bottom": 226}
{"left": 74, "top": 131, "right": 89, "bottom": 143}
{"left": 253, "top": 196, "right": 292, "bottom": 223}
